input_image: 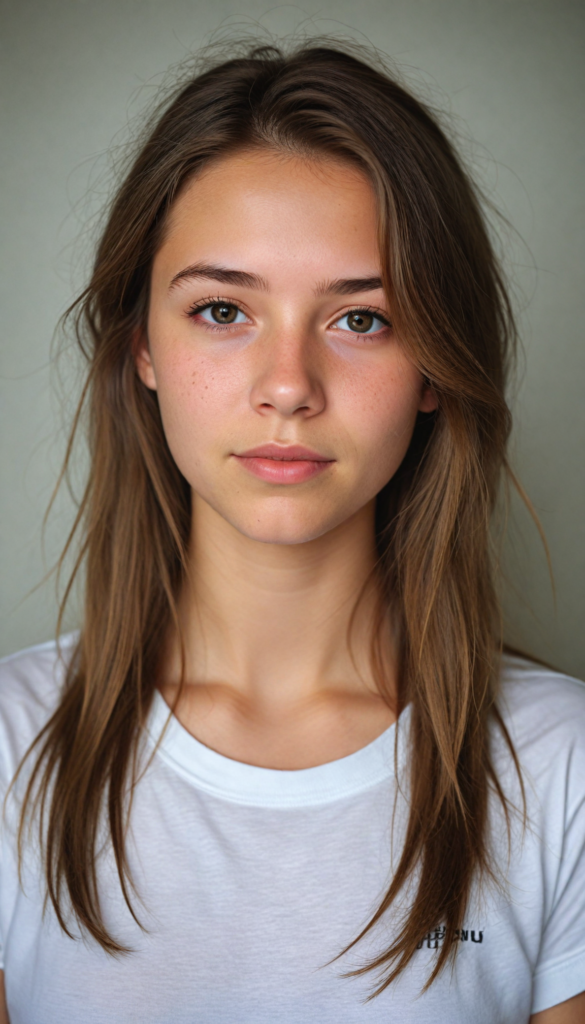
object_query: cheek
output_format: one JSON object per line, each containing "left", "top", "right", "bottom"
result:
{"left": 151, "top": 347, "right": 239, "bottom": 472}
{"left": 338, "top": 361, "right": 423, "bottom": 466}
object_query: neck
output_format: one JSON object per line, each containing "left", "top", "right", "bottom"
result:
{"left": 168, "top": 495, "right": 395, "bottom": 714}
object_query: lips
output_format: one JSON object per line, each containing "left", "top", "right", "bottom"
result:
{"left": 236, "top": 443, "right": 332, "bottom": 461}
{"left": 232, "top": 443, "right": 334, "bottom": 484}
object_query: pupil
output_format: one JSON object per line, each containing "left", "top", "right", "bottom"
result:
{"left": 349, "top": 312, "right": 373, "bottom": 333}
{"left": 212, "top": 303, "right": 236, "bottom": 323}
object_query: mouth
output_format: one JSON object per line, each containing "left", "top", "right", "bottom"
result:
{"left": 232, "top": 443, "right": 335, "bottom": 484}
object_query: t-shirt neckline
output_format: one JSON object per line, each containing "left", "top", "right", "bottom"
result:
{"left": 147, "top": 690, "right": 408, "bottom": 808}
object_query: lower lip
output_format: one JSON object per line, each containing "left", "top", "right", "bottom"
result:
{"left": 234, "top": 456, "right": 334, "bottom": 483}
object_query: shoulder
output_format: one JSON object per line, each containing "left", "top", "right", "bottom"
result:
{"left": 0, "top": 634, "right": 77, "bottom": 778}
{"left": 496, "top": 655, "right": 585, "bottom": 811}
{"left": 499, "top": 654, "right": 585, "bottom": 747}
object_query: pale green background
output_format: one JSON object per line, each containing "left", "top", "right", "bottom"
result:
{"left": 1, "top": 0, "right": 583, "bottom": 676}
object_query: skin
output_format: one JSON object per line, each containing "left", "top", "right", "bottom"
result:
{"left": 136, "top": 149, "right": 437, "bottom": 769}
{"left": 2, "top": 150, "right": 581, "bottom": 1020}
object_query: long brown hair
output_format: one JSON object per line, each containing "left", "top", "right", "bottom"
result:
{"left": 16, "top": 40, "right": 523, "bottom": 997}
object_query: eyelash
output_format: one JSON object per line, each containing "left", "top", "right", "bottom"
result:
{"left": 185, "top": 298, "right": 392, "bottom": 335}
{"left": 185, "top": 297, "right": 247, "bottom": 333}
{"left": 334, "top": 306, "right": 391, "bottom": 333}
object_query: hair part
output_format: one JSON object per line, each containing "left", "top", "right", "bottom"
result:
{"left": 14, "top": 39, "right": 524, "bottom": 997}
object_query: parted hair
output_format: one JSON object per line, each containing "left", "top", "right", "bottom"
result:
{"left": 16, "top": 40, "right": 523, "bottom": 998}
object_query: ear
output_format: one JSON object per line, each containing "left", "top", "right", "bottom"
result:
{"left": 133, "top": 330, "right": 157, "bottom": 391}
{"left": 418, "top": 377, "right": 438, "bottom": 413}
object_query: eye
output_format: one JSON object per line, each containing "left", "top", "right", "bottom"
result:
{"left": 192, "top": 302, "right": 248, "bottom": 326}
{"left": 334, "top": 309, "right": 389, "bottom": 335}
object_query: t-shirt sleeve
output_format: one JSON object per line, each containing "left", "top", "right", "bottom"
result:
{"left": 531, "top": 738, "right": 585, "bottom": 1013}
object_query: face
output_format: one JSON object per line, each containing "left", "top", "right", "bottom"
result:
{"left": 137, "top": 150, "right": 436, "bottom": 545}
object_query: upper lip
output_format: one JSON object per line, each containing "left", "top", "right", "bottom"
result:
{"left": 235, "top": 443, "right": 334, "bottom": 461}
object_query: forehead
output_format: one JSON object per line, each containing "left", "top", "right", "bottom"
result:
{"left": 153, "top": 150, "right": 381, "bottom": 284}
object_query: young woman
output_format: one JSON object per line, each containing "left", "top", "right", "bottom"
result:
{"left": 0, "top": 42, "right": 584, "bottom": 1023}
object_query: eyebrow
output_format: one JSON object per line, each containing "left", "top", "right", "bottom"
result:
{"left": 315, "top": 276, "right": 384, "bottom": 296}
{"left": 169, "top": 263, "right": 269, "bottom": 291}
{"left": 169, "top": 262, "right": 383, "bottom": 297}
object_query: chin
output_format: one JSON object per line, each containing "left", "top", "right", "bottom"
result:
{"left": 194, "top": 487, "right": 364, "bottom": 547}
{"left": 229, "top": 507, "right": 344, "bottom": 547}
{"left": 237, "top": 521, "right": 332, "bottom": 547}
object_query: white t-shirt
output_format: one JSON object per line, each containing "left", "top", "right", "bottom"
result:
{"left": 1, "top": 637, "right": 584, "bottom": 1023}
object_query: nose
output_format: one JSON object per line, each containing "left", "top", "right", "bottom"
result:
{"left": 249, "top": 328, "right": 326, "bottom": 419}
